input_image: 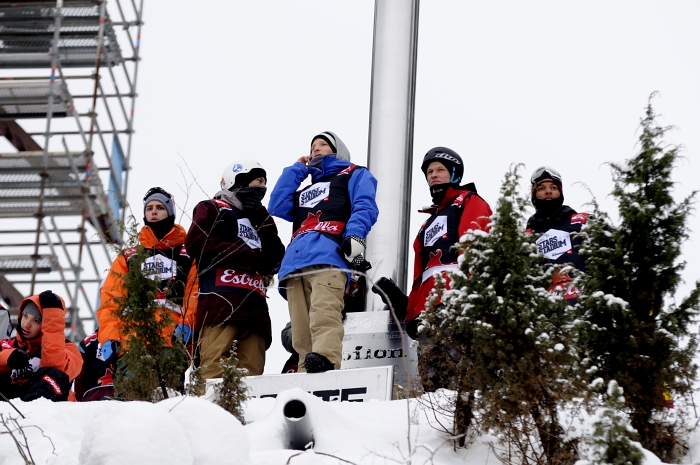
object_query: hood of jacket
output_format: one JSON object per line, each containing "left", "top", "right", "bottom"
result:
{"left": 139, "top": 223, "right": 187, "bottom": 249}
{"left": 323, "top": 131, "right": 351, "bottom": 162}
{"left": 16, "top": 293, "right": 66, "bottom": 346}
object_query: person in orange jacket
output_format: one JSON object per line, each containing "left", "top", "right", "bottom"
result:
{"left": 93, "top": 187, "right": 197, "bottom": 376}
{"left": 0, "top": 291, "right": 82, "bottom": 402}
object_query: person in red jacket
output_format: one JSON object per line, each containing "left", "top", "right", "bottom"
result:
{"left": 0, "top": 291, "right": 82, "bottom": 402}
{"left": 373, "top": 147, "right": 492, "bottom": 391}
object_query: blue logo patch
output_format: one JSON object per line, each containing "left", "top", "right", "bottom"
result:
{"left": 232, "top": 164, "right": 243, "bottom": 173}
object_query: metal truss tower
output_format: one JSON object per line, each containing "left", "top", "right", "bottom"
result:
{"left": 0, "top": 0, "right": 144, "bottom": 342}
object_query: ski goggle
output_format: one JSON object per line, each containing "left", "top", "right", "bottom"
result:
{"left": 530, "top": 166, "right": 562, "bottom": 186}
{"left": 143, "top": 187, "right": 172, "bottom": 202}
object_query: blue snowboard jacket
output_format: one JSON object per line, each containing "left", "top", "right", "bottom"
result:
{"left": 269, "top": 155, "right": 378, "bottom": 299}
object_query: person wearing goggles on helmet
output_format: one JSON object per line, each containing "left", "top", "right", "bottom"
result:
{"left": 526, "top": 166, "right": 590, "bottom": 303}
{"left": 88, "top": 187, "right": 197, "bottom": 400}
{"left": 371, "top": 146, "right": 492, "bottom": 391}
{"left": 185, "top": 161, "right": 284, "bottom": 381}
{"left": 268, "top": 131, "right": 379, "bottom": 374}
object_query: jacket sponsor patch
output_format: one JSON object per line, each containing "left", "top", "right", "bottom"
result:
{"left": 212, "top": 199, "right": 232, "bottom": 210}
{"left": 337, "top": 164, "right": 357, "bottom": 176}
{"left": 536, "top": 229, "right": 572, "bottom": 260}
{"left": 141, "top": 255, "right": 177, "bottom": 281}
{"left": 237, "top": 218, "right": 262, "bottom": 249}
{"left": 292, "top": 211, "right": 344, "bottom": 238}
{"left": 215, "top": 269, "right": 266, "bottom": 295}
{"left": 570, "top": 212, "right": 589, "bottom": 224}
{"left": 424, "top": 216, "right": 448, "bottom": 247}
{"left": 299, "top": 182, "right": 330, "bottom": 209}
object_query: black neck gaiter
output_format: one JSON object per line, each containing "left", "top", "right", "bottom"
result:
{"left": 144, "top": 214, "right": 175, "bottom": 241}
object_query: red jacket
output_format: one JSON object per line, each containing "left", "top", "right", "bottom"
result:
{"left": 0, "top": 294, "right": 83, "bottom": 383}
{"left": 406, "top": 186, "right": 492, "bottom": 322}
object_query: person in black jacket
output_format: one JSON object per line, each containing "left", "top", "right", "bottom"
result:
{"left": 526, "top": 166, "right": 590, "bottom": 302}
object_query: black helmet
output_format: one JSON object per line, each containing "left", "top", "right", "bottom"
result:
{"left": 421, "top": 147, "right": 464, "bottom": 185}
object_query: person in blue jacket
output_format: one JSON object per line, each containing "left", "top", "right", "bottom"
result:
{"left": 269, "top": 131, "right": 379, "bottom": 373}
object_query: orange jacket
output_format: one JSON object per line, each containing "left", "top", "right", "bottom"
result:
{"left": 0, "top": 294, "right": 83, "bottom": 382}
{"left": 96, "top": 224, "right": 198, "bottom": 349}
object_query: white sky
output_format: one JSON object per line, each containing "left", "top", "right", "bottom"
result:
{"left": 124, "top": 1, "right": 700, "bottom": 374}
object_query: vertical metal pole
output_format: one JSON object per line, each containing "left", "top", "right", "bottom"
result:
{"left": 31, "top": 0, "right": 64, "bottom": 294}
{"left": 120, "top": 0, "right": 144, "bottom": 235}
{"left": 364, "top": 0, "right": 420, "bottom": 311}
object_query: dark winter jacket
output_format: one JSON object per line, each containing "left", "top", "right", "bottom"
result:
{"left": 526, "top": 205, "right": 590, "bottom": 300}
{"left": 406, "top": 185, "right": 492, "bottom": 323}
{"left": 526, "top": 205, "right": 588, "bottom": 272}
{"left": 269, "top": 142, "right": 379, "bottom": 298}
{"left": 185, "top": 194, "right": 285, "bottom": 348}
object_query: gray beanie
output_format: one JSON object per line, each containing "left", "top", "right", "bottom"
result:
{"left": 143, "top": 187, "right": 175, "bottom": 217}
{"left": 22, "top": 301, "right": 42, "bottom": 324}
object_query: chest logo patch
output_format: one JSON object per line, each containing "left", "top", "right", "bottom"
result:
{"left": 424, "top": 216, "right": 448, "bottom": 247}
{"left": 141, "top": 255, "right": 177, "bottom": 281}
{"left": 299, "top": 182, "right": 330, "bottom": 209}
{"left": 536, "top": 229, "right": 572, "bottom": 260}
{"left": 238, "top": 218, "right": 262, "bottom": 249}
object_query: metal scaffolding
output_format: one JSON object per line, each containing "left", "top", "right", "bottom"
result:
{"left": 0, "top": 0, "right": 144, "bottom": 342}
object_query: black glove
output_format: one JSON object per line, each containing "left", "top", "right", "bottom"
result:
{"left": 21, "top": 368, "right": 70, "bottom": 402}
{"left": 7, "top": 349, "right": 30, "bottom": 369}
{"left": 405, "top": 318, "right": 419, "bottom": 340}
{"left": 372, "top": 277, "right": 408, "bottom": 320}
{"left": 39, "top": 290, "right": 62, "bottom": 309}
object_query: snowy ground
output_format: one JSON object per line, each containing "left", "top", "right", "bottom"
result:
{"left": 0, "top": 383, "right": 694, "bottom": 465}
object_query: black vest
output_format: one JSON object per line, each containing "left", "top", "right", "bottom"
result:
{"left": 196, "top": 199, "right": 267, "bottom": 298}
{"left": 526, "top": 205, "right": 588, "bottom": 272}
{"left": 417, "top": 191, "right": 473, "bottom": 282}
{"left": 291, "top": 165, "right": 360, "bottom": 243}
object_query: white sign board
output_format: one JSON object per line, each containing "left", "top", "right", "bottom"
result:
{"left": 205, "top": 365, "right": 393, "bottom": 402}
{"left": 342, "top": 310, "right": 418, "bottom": 387}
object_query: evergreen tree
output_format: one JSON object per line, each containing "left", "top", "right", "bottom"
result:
{"left": 588, "top": 380, "right": 644, "bottom": 465}
{"left": 423, "top": 165, "right": 582, "bottom": 464}
{"left": 214, "top": 341, "right": 248, "bottom": 424}
{"left": 110, "top": 218, "right": 188, "bottom": 401}
{"left": 577, "top": 94, "right": 699, "bottom": 460}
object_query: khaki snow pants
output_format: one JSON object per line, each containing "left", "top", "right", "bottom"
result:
{"left": 285, "top": 265, "right": 347, "bottom": 372}
{"left": 198, "top": 324, "right": 266, "bottom": 379}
